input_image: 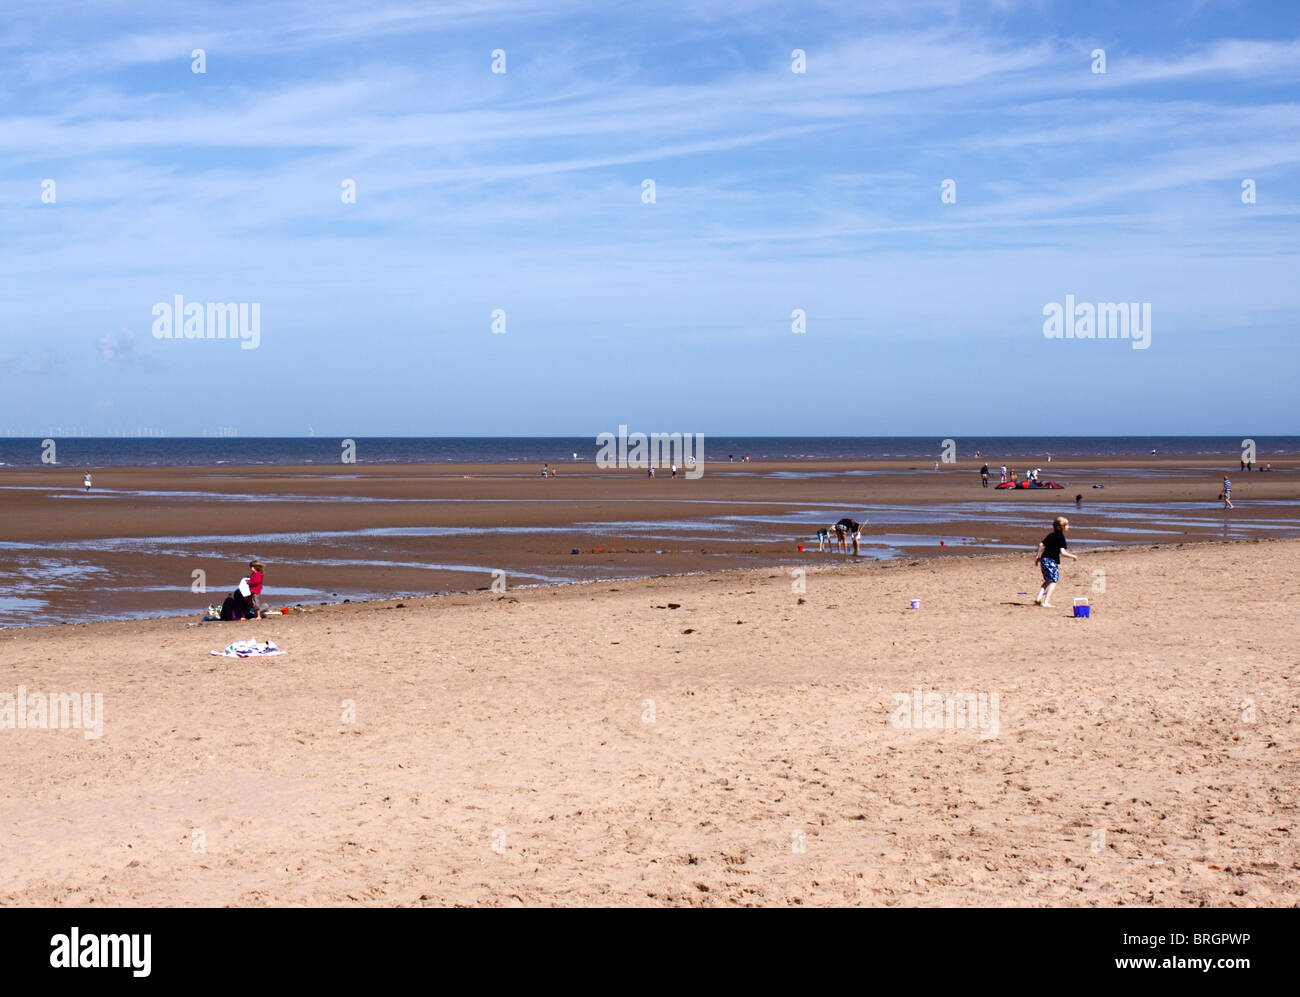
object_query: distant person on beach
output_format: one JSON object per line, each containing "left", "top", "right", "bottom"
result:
{"left": 247, "top": 560, "right": 264, "bottom": 619}
{"left": 1075, "top": 493, "right": 1083, "bottom": 508}
{"left": 1222, "top": 477, "right": 1234, "bottom": 509}
{"left": 83, "top": 473, "right": 92, "bottom": 491}
{"left": 1000, "top": 465, "right": 1007, "bottom": 483}
{"left": 834, "top": 517, "right": 862, "bottom": 556}
{"left": 671, "top": 464, "right": 677, "bottom": 478}
{"left": 647, "top": 466, "right": 655, "bottom": 478}
{"left": 980, "top": 463, "right": 989, "bottom": 487}
{"left": 1033, "top": 516, "right": 1076, "bottom": 608}
{"left": 541, "top": 463, "right": 549, "bottom": 477}
{"left": 817, "top": 527, "right": 831, "bottom": 552}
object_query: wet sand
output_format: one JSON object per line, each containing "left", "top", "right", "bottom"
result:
{"left": 1, "top": 456, "right": 1297, "bottom": 626}
{"left": 1, "top": 538, "right": 1295, "bottom": 906}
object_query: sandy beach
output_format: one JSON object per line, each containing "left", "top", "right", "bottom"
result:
{"left": 1, "top": 537, "right": 1295, "bottom": 907}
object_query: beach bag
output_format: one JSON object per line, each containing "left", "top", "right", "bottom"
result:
{"left": 220, "top": 595, "right": 237, "bottom": 621}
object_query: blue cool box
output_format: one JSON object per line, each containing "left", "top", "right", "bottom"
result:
{"left": 1073, "top": 604, "right": 1090, "bottom": 618}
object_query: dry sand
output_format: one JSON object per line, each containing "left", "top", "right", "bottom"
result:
{"left": 2, "top": 537, "right": 1296, "bottom": 906}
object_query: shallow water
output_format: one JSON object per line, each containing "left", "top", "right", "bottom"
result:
{"left": 3, "top": 490, "right": 1297, "bottom": 626}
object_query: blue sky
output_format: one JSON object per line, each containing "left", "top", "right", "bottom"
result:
{"left": 1, "top": 0, "right": 1297, "bottom": 436}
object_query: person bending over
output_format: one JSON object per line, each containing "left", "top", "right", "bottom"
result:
{"left": 835, "top": 517, "right": 862, "bottom": 556}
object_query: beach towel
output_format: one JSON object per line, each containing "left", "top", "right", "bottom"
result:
{"left": 211, "top": 639, "right": 284, "bottom": 658}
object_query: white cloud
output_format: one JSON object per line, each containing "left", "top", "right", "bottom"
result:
{"left": 96, "top": 327, "right": 136, "bottom": 363}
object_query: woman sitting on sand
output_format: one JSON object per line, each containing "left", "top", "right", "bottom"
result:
{"left": 1033, "top": 516, "right": 1077, "bottom": 608}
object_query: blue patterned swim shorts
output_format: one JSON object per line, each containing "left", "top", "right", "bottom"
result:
{"left": 1040, "top": 557, "right": 1059, "bottom": 584}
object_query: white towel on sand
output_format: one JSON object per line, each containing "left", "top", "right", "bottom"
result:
{"left": 211, "top": 639, "right": 284, "bottom": 658}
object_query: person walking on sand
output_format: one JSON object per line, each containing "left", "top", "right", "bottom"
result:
{"left": 980, "top": 463, "right": 990, "bottom": 487}
{"left": 83, "top": 473, "right": 92, "bottom": 492}
{"left": 1033, "top": 516, "right": 1077, "bottom": 608}
{"left": 1222, "top": 476, "right": 1234, "bottom": 509}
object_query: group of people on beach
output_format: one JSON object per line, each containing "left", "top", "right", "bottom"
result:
{"left": 806, "top": 510, "right": 1077, "bottom": 608}
{"left": 213, "top": 560, "right": 265, "bottom": 621}
{"left": 983, "top": 464, "right": 1042, "bottom": 485}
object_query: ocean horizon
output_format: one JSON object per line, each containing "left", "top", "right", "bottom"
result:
{"left": 0, "top": 435, "right": 1294, "bottom": 468}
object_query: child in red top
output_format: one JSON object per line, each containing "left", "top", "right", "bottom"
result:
{"left": 247, "top": 560, "right": 264, "bottom": 619}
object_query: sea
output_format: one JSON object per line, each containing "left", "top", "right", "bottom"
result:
{"left": 0, "top": 436, "right": 1295, "bottom": 468}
